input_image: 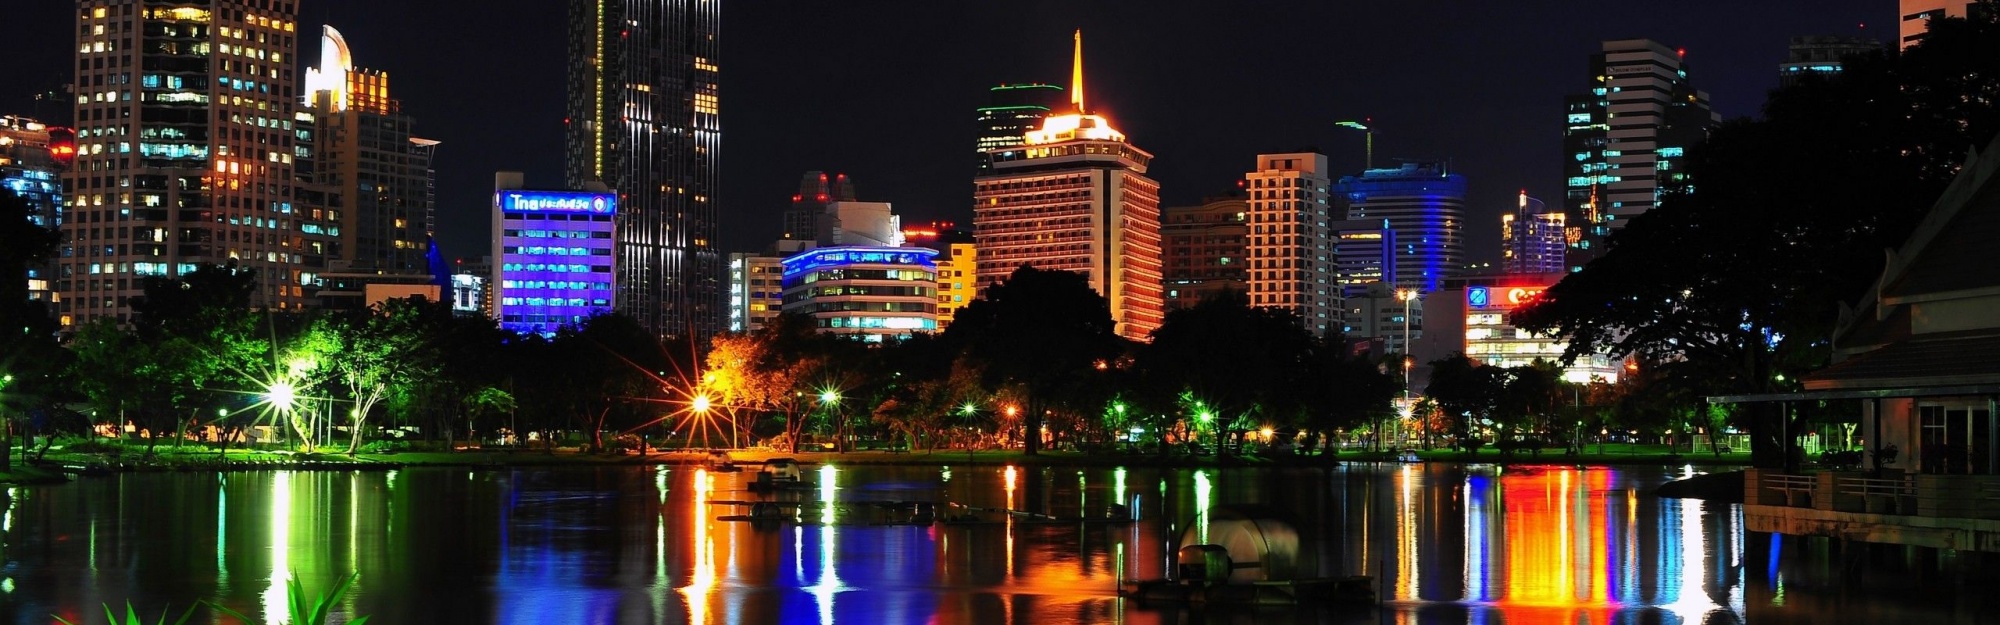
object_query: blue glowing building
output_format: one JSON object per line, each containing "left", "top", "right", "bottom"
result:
{"left": 780, "top": 246, "right": 939, "bottom": 343}
{"left": 491, "top": 172, "right": 617, "bottom": 337}
{"left": 1336, "top": 161, "right": 1466, "bottom": 294}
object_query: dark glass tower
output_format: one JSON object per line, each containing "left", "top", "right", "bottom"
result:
{"left": 567, "top": 0, "right": 723, "bottom": 341}
{"left": 1562, "top": 39, "right": 1716, "bottom": 272}
{"left": 974, "top": 83, "right": 1063, "bottom": 175}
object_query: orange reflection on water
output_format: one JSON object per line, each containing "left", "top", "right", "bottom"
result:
{"left": 681, "top": 468, "right": 716, "bottom": 625}
{"left": 1492, "top": 467, "right": 1620, "bottom": 621}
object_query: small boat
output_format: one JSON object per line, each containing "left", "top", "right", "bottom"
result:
{"left": 1120, "top": 506, "right": 1374, "bottom": 606}
{"left": 705, "top": 450, "right": 741, "bottom": 473}
{"left": 1396, "top": 450, "right": 1422, "bottom": 463}
{"left": 749, "top": 457, "right": 810, "bottom": 491}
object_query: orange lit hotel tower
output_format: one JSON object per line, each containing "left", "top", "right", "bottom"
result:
{"left": 973, "top": 32, "right": 1164, "bottom": 341}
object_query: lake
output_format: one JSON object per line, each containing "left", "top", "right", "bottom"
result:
{"left": 0, "top": 462, "right": 1987, "bottom": 624}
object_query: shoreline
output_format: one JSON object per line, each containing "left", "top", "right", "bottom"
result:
{"left": 6, "top": 445, "right": 1750, "bottom": 483}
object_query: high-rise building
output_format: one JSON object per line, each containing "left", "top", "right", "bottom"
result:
{"left": 490, "top": 172, "right": 617, "bottom": 338}
{"left": 60, "top": 3, "right": 321, "bottom": 328}
{"left": 1502, "top": 191, "right": 1565, "bottom": 274}
{"left": 1901, "top": 0, "right": 1978, "bottom": 49}
{"left": 1336, "top": 161, "right": 1466, "bottom": 294}
{"left": 301, "top": 27, "right": 438, "bottom": 276}
{"left": 1, "top": 116, "right": 72, "bottom": 303}
{"left": 1330, "top": 218, "right": 1396, "bottom": 299}
{"left": 783, "top": 171, "right": 856, "bottom": 241}
{"left": 1779, "top": 36, "right": 1882, "bottom": 87}
{"left": 901, "top": 222, "right": 976, "bottom": 329}
{"left": 1245, "top": 153, "right": 1339, "bottom": 335}
{"left": 975, "top": 83, "right": 1064, "bottom": 175}
{"left": 567, "top": 0, "right": 722, "bottom": 341}
{"left": 1562, "top": 39, "right": 1717, "bottom": 272}
{"left": 973, "top": 32, "right": 1164, "bottom": 341}
{"left": 725, "top": 239, "right": 808, "bottom": 335}
{"left": 1161, "top": 196, "right": 1247, "bottom": 310}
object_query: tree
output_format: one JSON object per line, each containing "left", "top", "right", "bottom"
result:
{"left": 0, "top": 188, "right": 62, "bottom": 468}
{"left": 1141, "top": 291, "right": 1317, "bottom": 454}
{"left": 1425, "top": 353, "right": 1505, "bottom": 452}
{"left": 1511, "top": 11, "right": 2000, "bottom": 467}
{"left": 306, "top": 298, "right": 441, "bottom": 455}
{"left": 942, "top": 266, "right": 1124, "bottom": 455}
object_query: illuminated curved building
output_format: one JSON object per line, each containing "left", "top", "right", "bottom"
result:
{"left": 780, "top": 247, "right": 939, "bottom": 342}
{"left": 973, "top": 31, "right": 1164, "bottom": 341}
{"left": 1337, "top": 161, "right": 1466, "bottom": 294}
{"left": 301, "top": 26, "right": 438, "bottom": 277}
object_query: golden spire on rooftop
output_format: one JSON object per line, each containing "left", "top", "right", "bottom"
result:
{"left": 1071, "top": 29, "right": 1085, "bottom": 114}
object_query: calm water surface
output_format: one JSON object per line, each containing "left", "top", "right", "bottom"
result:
{"left": 0, "top": 462, "right": 1986, "bottom": 624}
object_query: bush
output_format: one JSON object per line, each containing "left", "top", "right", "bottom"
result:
{"left": 60, "top": 438, "right": 124, "bottom": 455}
{"left": 359, "top": 440, "right": 409, "bottom": 454}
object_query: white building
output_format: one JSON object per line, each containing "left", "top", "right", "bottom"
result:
{"left": 1245, "top": 152, "right": 1340, "bottom": 336}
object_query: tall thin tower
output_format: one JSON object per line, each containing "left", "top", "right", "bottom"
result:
{"left": 568, "top": 0, "right": 723, "bottom": 341}
{"left": 973, "top": 31, "right": 1165, "bottom": 341}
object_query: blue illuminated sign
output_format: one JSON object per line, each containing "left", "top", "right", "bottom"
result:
{"left": 499, "top": 191, "right": 616, "bottom": 215}
{"left": 782, "top": 246, "right": 938, "bottom": 277}
{"left": 1467, "top": 286, "right": 1490, "bottom": 309}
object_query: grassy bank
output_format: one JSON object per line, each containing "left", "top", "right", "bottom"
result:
{"left": 10, "top": 440, "right": 1746, "bottom": 478}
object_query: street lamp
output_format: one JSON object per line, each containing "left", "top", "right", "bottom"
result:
{"left": 1397, "top": 288, "right": 1418, "bottom": 449}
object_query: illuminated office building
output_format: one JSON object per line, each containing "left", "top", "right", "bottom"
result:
{"left": 1900, "top": 0, "right": 1978, "bottom": 49}
{"left": 301, "top": 26, "right": 439, "bottom": 276}
{"left": 1245, "top": 152, "right": 1339, "bottom": 335}
{"left": 1161, "top": 196, "right": 1247, "bottom": 310}
{"left": 975, "top": 83, "right": 1064, "bottom": 175}
{"left": 491, "top": 172, "right": 617, "bottom": 337}
{"left": 783, "top": 170, "right": 856, "bottom": 241}
{"left": 567, "top": 0, "right": 722, "bottom": 341}
{"left": 1419, "top": 274, "right": 1622, "bottom": 385}
{"left": 1, "top": 116, "right": 72, "bottom": 304}
{"left": 1502, "top": 192, "right": 1565, "bottom": 274}
{"left": 1343, "top": 282, "right": 1422, "bottom": 356}
{"left": 1331, "top": 218, "right": 1396, "bottom": 298}
{"left": 1563, "top": 39, "right": 1716, "bottom": 271}
{"left": 61, "top": 2, "right": 318, "bottom": 328}
{"left": 902, "top": 223, "right": 976, "bottom": 329}
{"left": 1778, "top": 36, "right": 1881, "bottom": 88}
{"left": 726, "top": 239, "right": 805, "bottom": 334}
{"left": 781, "top": 247, "right": 939, "bottom": 342}
{"left": 1336, "top": 161, "right": 1465, "bottom": 293}
{"left": 973, "top": 32, "right": 1164, "bottom": 341}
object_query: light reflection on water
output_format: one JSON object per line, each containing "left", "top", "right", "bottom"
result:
{"left": 0, "top": 463, "right": 1987, "bottom": 624}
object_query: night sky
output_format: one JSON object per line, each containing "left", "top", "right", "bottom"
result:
{"left": 0, "top": 1, "right": 1890, "bottom": 267}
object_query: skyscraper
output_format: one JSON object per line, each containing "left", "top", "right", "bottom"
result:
{"left": 1562, "top": 39, "right": 1717, "bottom": 271}
{"left": 974, "top": 32, "right": 1164, "bottom": 341}
{"left": 1336, "top": 161, "right": 1466, "bottom": 294}
{"left": 1779, "top": 36, "right": 1881, "bottom": 88}
{"left": 61, "top": 3, "right": 321, "bottom": 328}
{"left": 1, "top": 116, "right": 72, "bottom": 303}
{"left": 783, "top": 170, "right": 856, "bottom": 241}
{"left": 301, "top": 27, "right": 437, "bottom": 276}
{"left": 1245, "top": 152, "right": 1340, "bottom": 336}
{"left": 975, "top": 83, "right": 1063, "bottom": 175}
{"left": 1161, "top": 196, "right": 1247, "bottom": 310}
{"left": 1900, "top": 0, "right": 1978, "bottom": 49}
{"left": 567, "top": 0, "right": 722, "bottom": 341}
{"left": 1502, "top": 191, "right": 1565, "bottom": 274}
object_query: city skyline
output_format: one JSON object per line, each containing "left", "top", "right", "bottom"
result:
{"left": 0, "top": 1, "right": 1889, "bottom": 273}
